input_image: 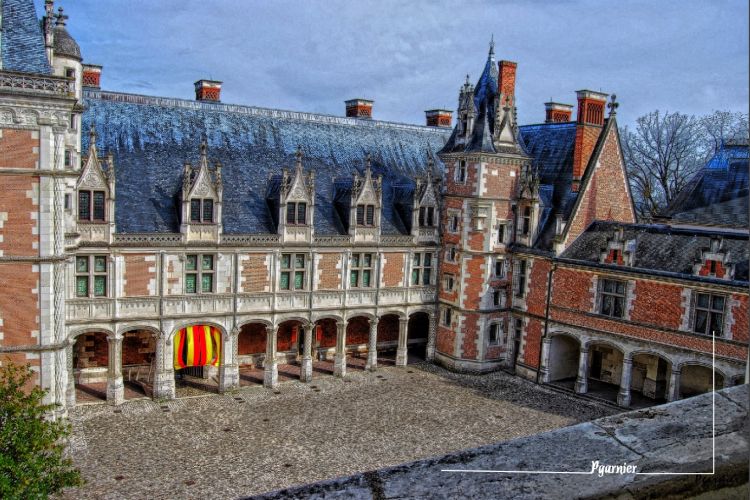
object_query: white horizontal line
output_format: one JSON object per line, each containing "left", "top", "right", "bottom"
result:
{"left": 441, "top": 470, "right": 592, "bottom": 475}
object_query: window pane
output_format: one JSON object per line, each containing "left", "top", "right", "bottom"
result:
{"left": 413, "top": 254, "right": 420, "bottom": 266}
{"left": 78, "top": 191, "right": 90, "bottom": 220}
{"left": 76, "top": 276, "right": 88, "bottom": 297}
{"left": 490, "top": 324, "right": 497, "bottom": 343}
{"left": 280, "top": 272, "right": 290, "bottom": 290}
{"left": 186, "top": 255, "right": 197, "bottom": 271}
{"left": 190, "top": 200, "right": 201, "bottom": 222}
{"left": 363, "top": 254, "right": 371, "bottom": 267}
{"left": 356, "top": 205, "right": 364, "bottom": 225}
{"left": 613, "top": 297, "right": 624, "bottom": 318}
{"left": 294, "top": 271, "right": 304, "bottom": 290}
{"left": 366, "top": 205, "right": 374, "bottom": 225}
{"left": 202, "top": 199, "right": 214, "bottom": 223}
{"left": 201, "top": 274, "right": 213, "bottom": 293}
{"left": 711, "top": 295, "right": 725, "bottom": 311}
{"left": 363, "top": 270, "right": 371, "bottom": 287}
{"left": 352, "top": 254, "right": 360, "bottom": 268}
{"left": 350, "top": 270, "right": 359, "bottom": 287}
{"left": 76, "top": 256, "right": 89, "bottom": 273}
{"left": 616, "top": 282, "right": 625, "bottom": 295}
{"left": 185, "top": 274, "right": 197, "bottom": 294}
{"left": 427, "top": 207, "right": 434, "bottom": 226}
{"left": 295, "top": 254, "right": 305, "bottom": 268}
{"left": 281, "top": 254, "right": 291, "bottom": 269}
{"left": 697, "top": 293, "right": 709, "bottom": 308}
{"left": 94, "top": 256, "right": 106, "bottom": 273}
{"left": 411, "top": 269, "right": 419, "bottom": 285}
{"left": 423, "top": 269, "right": 431, "bottom": 285}
{"left": 694, "top": 310, "right": 708, "bottom": 334}
{"left": 424, "top": 253, "right": 432, "bottom": 267}
{"left": 202, "top": 255, "right": 213, "bottom": 271}
{"left": 93, "top": 191, "right": 105, "bottom": 220}
{"left": 297, "top": 202, "right": 306, "bottom": 224}
{"left": 93, "top": 276, "right": 106, "bottom": 297}
{"left": 418, "top": 207, "right": 425, "bottom": 226}
{"left": 286, "top": 203, "right": 296, "bottom": 224}
{"left": 601, "top": 295, "right": 613, "bottom": 316}
{"left": 710, "top": 312, "right": 723, "bottom": 336}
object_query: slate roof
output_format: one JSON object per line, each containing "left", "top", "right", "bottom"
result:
{"left": 52, "top": 23, "right": 81, "bottom": 61}
{"left": 0, "top": 0, "right": 51, "bottom": 74}
{"left": 81, "top": 90, "right": 450, "bottom": 235}
{"left": 664, "top": 143, "right": 749, "bottom": 228}
{"left": 561, "top": 221, "right": 749, "bottom": 284}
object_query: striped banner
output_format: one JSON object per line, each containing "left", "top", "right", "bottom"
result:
{"left": 173, "top": 325, "right": 222, "bottom": 369}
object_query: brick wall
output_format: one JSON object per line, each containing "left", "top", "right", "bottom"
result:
{"left": 240, "top": 254, "right": 270, "bottom": 293}
{"left": 0, "top": 129, "right": 39, "bottom": 169}
{"left": 377, "top": 315, "right": 399, "bottom": 343}
{"left": 630, "top": 280, "right": 683, "bottom": 329}
{"left": 123, "top": 254, "right": 157, "bottom": 296}
{"left": 238, "top": 323, "right": 267, "bottom": 355}
{"left": 73, "top": 332, "right": 109, "bottom": 368}
{"left": 122, "top": 330, "right": 155, "bottom": 365}
{"left": 317, "top": 253, "right": 342, "bottom": 290}
{"left": 316, "top": 319, "right": 337, "bottom": 348}
{"left": 381, "top": 252, "right": 405, "bottom": 287}
{"left": 346, "top": 316, "right": 370, "bottom": 345}
{"left": 277, "top": 322, "right": 299, "bottom": 352}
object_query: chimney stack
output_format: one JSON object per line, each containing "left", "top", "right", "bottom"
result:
{"left": 544, "top": 102, "right": 573, "bottom": 123}
{"left": 194, "top": 79, "right": 222, "bottom": 102}
{"left": 345, "top": 99, "right": 373, "bottom": 119}
{"left": 425, "top": 109, "right": 452, "bottom": 128}
{"left": 497, "top": 60, "right": 517, "bottom": 106}
{"left": 571, "top": 90, "right": 608, "bottom": 191}
{"left": 82, "top": 64, "right": 102, "bottom": 88}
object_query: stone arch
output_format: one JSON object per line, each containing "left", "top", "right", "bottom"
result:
{"left": 547, "top": 333, "right": 581, "bottom": 383}
{"left": 346, "top": 315, "right": 372, "bottom": 346}
{"left": 629, "top": 350, "right": 673, "bottom": 402}
{"left": 276, "top": 318, "right": 306, "bottom": 356}
{"left": 171, "top": 323, "right": 226, "bottom": 395}
{"left": 377, "top": 309, "right": 407, "bottom": 320}
{"left": 345, "top": 311, "right": 377, "bottom": 321}
{"left": 120, "top": 327, "right": 158, "bottom": 400}
{"left": 375, "top": 313, "right": 401, "bottom": 365}
{"left": 237, "top": 322, "right": 269, "bottom": 359}
{"left": 679, "top": 362, "right": 726, "bottom": 398}
{"left": 116, "top": 324, "right": 161, "bottom": 338}
{"left": 407, "top": 311, "right": 430, "bottom": 360}
{"left": 586, "top": 340, "right": 625, "bottom": 386}
{"left": 68, "top": 326, "right": 116, "bottom": 345}
{"left": 237, "top": 318, "right": 274, "bottom": 330}
{"left": 314, "top": 317, "right": 339, "bottom": 352}
{"left": 169, "top": 320, "right": 228, "bottom": 344}
{"left": 70, "top": 330, "right": 111, "bottom": 404}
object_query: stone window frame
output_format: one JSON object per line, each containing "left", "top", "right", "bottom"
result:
{"left": 520, "top": 206, "right": 531, "bottom": 236}
{"left": 493, "top": 258, "right": 506, "bottom": 279}
{"left": 356, "top": 204, "right": 376, "bottom": 226}
{"left": 350, "top": 252, "right": 374, "bottom": 288}
{"left": 487, "top": 320, "right": 503, "bottom": 346}
{"left": 285, "top": 201, "right": 307, "bottom": 226}
{"left": 513, "top": 259, "right": 528, "bottom": 298}
{"left": 441, "top": 307, "right": 452, "bottom": 327}
{"left": 75, "top": 255, "right": 108, "bottom": 298}
{"left": 418, "top": 205, "right": 436, "bottom": 227}
{"left": 185, "top": 253, "right": 215, "bottom": 294}
{"left": 597, "top": 278, "right": 627, "bottom": 318}
{"left": 411, "top": 252, "right": 434, "bottom": 286}
{"left": 444, "top": 273, "right": 455, "bottom": 292}
{"left": 77, "top": 189, "right": 106, "bottom": 222}
{"left": 492, "top": 289, "right": 502, "bottom": 307}
{"left": 448, "top": 211, "right": 460, "bottom": 233}
{"left": 189, "top": 198, "right": 214, "bottom": 224}
{"left": 445, "top": 245, "right": 458, "bottom": 263}
{"left": 279, "top": 253, "right": 307, "bottom": 291}
{"left": 497, "top": 221, "right": 508, "bottom": 244}
{"left": 691, "top": 291, "right": 727, "bottom": 338}
{"left": 455, "top": 160, "right": 468, "bottom": 184}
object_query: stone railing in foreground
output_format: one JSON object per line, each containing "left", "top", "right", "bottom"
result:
{"left": 250, "top": 385, "right": 748, "bottom": 499}
{"left": 0, "top": 70, "right": 74, "bottom": 96}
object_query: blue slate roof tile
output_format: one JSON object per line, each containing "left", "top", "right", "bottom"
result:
{"left": 1, "top": 0, "right": 51, "bottom": 74}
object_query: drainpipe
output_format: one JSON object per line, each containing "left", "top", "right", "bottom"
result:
{"left": 535, "top": 262, "right": 557, "bottom": 384}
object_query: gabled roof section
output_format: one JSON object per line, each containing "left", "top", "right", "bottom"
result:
{"left": 0, "top": 0, "right": 51, "bottom": 74}
{"left": 81, "top": 89, "right": 450, "bottom": 235}
{"left": 664, "top": 143, "right": 749, "bottom": 229}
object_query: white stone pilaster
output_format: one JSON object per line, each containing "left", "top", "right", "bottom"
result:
{"left": 575, "top": 347, "right": 589, "bottom": 394}
{"left": 333, "top": 320, "right": 347, "bottom": 377}
{"left": 300, "top": 324, "right": 313, "bottom": 382}
{"left": 667, "top": 368, "right": 681, "bottom": 402}
{"left": 617, "top": 357, "right": 633, "bottom": 408}
{"left": 264, "top": 325, "right": 278, "bottom": 389}
{"left": 396, "top": 318, "right": 408, "bottom": 366}
{"left": 366, "top": 318, "right": 378, "bottom": 371}
{"left": 106, "top": 336, "right": 124, "bottom": 405}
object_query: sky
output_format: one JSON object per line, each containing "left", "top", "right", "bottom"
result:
{"left": 36, "top": 0, "right": 749, "bottom": 129}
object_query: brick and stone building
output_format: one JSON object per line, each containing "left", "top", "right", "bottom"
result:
{"left": 0, "top": 1, "right": 745, "bottom": 416}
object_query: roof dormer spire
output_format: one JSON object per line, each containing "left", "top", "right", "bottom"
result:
{"left": 489, "top": 34, "right": 495, "bottom": 58}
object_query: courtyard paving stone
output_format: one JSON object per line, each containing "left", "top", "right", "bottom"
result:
{"left": 62, "top": 362, "right": 616, "bottom": 499}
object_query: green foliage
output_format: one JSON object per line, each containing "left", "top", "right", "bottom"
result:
{"left": 0, "top": 361, "right": 83, "bottom": 499}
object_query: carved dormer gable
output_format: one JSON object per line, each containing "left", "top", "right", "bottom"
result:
{"left": 517, "top": 164, "right": 539, "bottom": 201}
{"left": 413, "top": 158, "right": 441, "bottom": 242}
{"left": 493, "top": 96, "right": 518, "bottom": 147}
{"left": 278, "top": 147, "right": 315, "bottom": 243}
{"left": 693, "top": 237, "right": 734, "bottom": 280}
{"left": 75, "top": 128, "right": 115, "bottom": 243}
{"left": 456, "top": 75, "right": 476, "bottom": 145}
{"left": 349, "top": 155, "right": 382, "bottom": 243}
{"left": 180, "top": 140, "right": 223, "bottom": 242}
{"left": 599, "top": 226, "right": 635, "bottom": 266}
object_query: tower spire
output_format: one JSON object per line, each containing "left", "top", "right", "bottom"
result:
{"left": 489, "top": 34, "right": 495, "bottom": 58}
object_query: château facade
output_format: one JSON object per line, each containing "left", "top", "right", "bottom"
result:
{"left": 0, "top": 0, "right": 746, "bottom": 417}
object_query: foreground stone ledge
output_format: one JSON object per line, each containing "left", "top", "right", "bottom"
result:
{"left": 250, "top": 385, "right": 749, "bottom": 499}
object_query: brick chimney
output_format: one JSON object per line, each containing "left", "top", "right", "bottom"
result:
{"left": 345, "top": 99, "right": 373, "bottom": 119}
{"left": 497, "top": 60, "right": 517, "bottom": 106}
{"left": 425, "top": 109, "right": 452, "bottom": 127}
{"left": 572, "top": 90, "right": 608, "bottom": 191}
{"left": 194, "top": 79, "right": 222, "bottom": 102}
{"left": 544, "top": 102, "right": 573, "bottom": 123}
{"left": 82, "top": 64, "right": 102, "bottom": 88}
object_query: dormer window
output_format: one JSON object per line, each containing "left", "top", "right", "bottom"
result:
{"left": 286, "top": 202, "right": 307, "bottom": 225}
{"left": 190, "top": 199, "right": 214, "bottom": 223}
{"left": 418, "top": 206, "right": 435, "bottom": 227}
{"left": 356, "top": 204, "right": 375, "bottom": 226}
{"left": 78, "top": 190, "right": 105, "bottom": 221}
{"left": 456, "top": 161, "right": 467, "bottom": 183}
{"left": 521, "top": 206, "right": 531, "bottom": 236}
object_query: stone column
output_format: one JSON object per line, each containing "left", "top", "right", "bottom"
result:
{"left": 300, "top": 324, "right": 313, "bottom": 383}
{"left": 106, "top": 335, "right": 124, "bottom": 405}
{"left": 219, "top": 327, "right": 240, "bottom": 392}
{"left": 366, "top": 318, "right": 379, "bottom": 371}
{"left": 539, "top": 337, "right": 552, "bottom": 383}
{"left": 264, "top": 325, "right": 278, "bottom": 389}
{"left": 426, "top": 312, "right": 437, "bottom": 362}
{"left": 575, "top": 347, "right": 589, "bottom": 394}
{"left": 617, "top": 356, "right": 633, "bottom": 408}
{"left": 153, "top": 332, "right": 175, "bottom": 400}
{"left": 395, "top": 317, "right": 409, "bottom": 366}
{"left": 333, "top": 320, "right": 347, "bottom": 377}
{"left": 667, "top": 367, "right": 681, "bottom": 402}
{"left": 65, "top": 343, "right": 76, "bottom": 408}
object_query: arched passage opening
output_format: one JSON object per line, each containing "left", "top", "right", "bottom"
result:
{"left": 376, "top": 314, "right": 400, "bottom": 365}
{"left": 121, "top": 329, "right": 156, "bottom": 400}
{"left": 407, "top": 312, "right": 429, "bottom": 362}
{"left": 630, "top": 353, "right": 671, "bottom": 403}
{"left": 548, "top": 335, "right": 580, "bottom": 385}
{"left": 237, "top": 322, "right": 267, "bottom": 386}
{"left": 276, "top": 320, "right": 303, "bottom": 382}
{"left": 585, "top": 343, "right": 624, "bottom": 404}
{"left": 173, "top": 325, "right": 222, "bottom": 396}
{"left": 72, "top": 331, "right": 109, "bottom": 404}
{"left": 680, "top": 364, "right": 725, "bottom": 398}
{"left": 346, "top": 316, "right": 371, "bottom": 371}
{"left": 311, "top": 318, "right": 338, "bottom": 376}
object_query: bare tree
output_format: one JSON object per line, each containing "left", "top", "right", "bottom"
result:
{"left": 622, "top": 111, "right": 705, "bottom": 220}
{"left": 700, "top": 110, "right": 749, "bottom": 152}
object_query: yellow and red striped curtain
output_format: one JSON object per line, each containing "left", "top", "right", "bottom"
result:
{"left": 173, "top": 325, "right": 222, "bottom": 369}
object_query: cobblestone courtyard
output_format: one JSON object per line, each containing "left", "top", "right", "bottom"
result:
{"left": 62, "top": 362, "right": 616, "bottom": 499}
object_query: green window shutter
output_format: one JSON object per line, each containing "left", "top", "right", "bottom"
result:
{"left": 411, "top": 269, "right": 419, "bottom": 285}
{"left": 202, "top": 274, "right": 213, "bottom": 293}
{"left": 423, "top": 269, "right": 431, "bottom": 285}
{"left": 76, "top": 256, "right": 89, "bottom": 273}
{"left": 186, "top": 273, "right": 197, "bottom": 294}
{"left": 294, "top": 271, "right": 304, "bottom": 290}
{"left": 281, "top": 254, "right": 291, "bottom": 269}
{"left": 186, "top": 255, "right": 197, "bottom": 271}
{"left": 76, "top": 276, "right": 88, "bottom": 297}
{"left": 94, "top": 256, "right": 106, "bottom": 272}
{"left": 350, "top": 270, "right": 358, "bottom": 287}
{"left": 94, "top": 276, "right": 106, "bottom": 297}
{"left": 363, "top": 270, "right": 371, "bottom": 287}
{"left": 280, "top": 272, "right": 290, "bottom": 290}
{"left": 202, "top": 255, "right": 213, "bottom": 271}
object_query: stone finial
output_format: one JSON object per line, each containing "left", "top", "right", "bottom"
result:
{"left": 489, "top": 35, "right": 495, "bottom": 58}
{"left": 55, "top": 7, "right": 68, "bottom": 26}
{"left": 608, "top": 94, "right": 619, "bottom": 117}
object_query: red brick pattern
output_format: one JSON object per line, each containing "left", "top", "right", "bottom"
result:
{"left": 122, "top": 331, "right": 155, "bottom": 365}
{"left": 238, "top": 323, "right": 267, "bottom": 355}
{"left": 73, "top": 333, "right": 109, "bottom": 368}
{"left": 241, "top": 254, "right": 270, "bottom": 293}
{"left": 382, "top": 253, "right": 405, "bottom": 287}
{"left": 317, "top": 253, "right": 341, "bottom": 290}
{"left": 124, "top": 254, "right": 155, "bottom": 297}
{"left": 377, "top": 315, "right": 399, "bottom": 343}
{"left": 346, "top": 316, "right": 370, "bottom": 345}
{"left": 316, "top": 319, "right": 337, "bottom": 348}
{"left": 498, "top": 61, "right": 517, "bottom": 99}
{"left": 0, "top": 129, "right": 38, "bottom": 169}
{"left": 277, "top": 321, "right": 299, "bottom": 352}
{"left": 697, "top": 259, "right": 726, "bottom": 278}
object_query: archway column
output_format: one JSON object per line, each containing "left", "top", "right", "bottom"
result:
{"left": 426, "top": 312, "right": 437, "bottom": 361}
{"left": 539, "top": 337, "right": 552, "bottom": 383}
{"left": 395, "top": 318, "right": 408, "bottom": 366}
{"left": 153, "top": 332, "right": 175, "bottom": 400}
{"left": 617, "top": 356, "right": 633, "bottom": 408}
{"left": 574, "top": 347, "right": 589, "bottom": 394}
{"left": 334, "top": 320, "right": 347, "bottom": 377}
{"left": 106, "top": 335, "right": 124, "bottom": 405}
{"left": 667, "top": 368, "right": 681, "bottom": 402}
{"left": 264, "top": 325, "right": 278, "bottom": 389}
{"left": 300, "top": 324, "right": 313, "bottom": 383}
{"left": 65, "top": 343, "right": 76, "bottom": 408}
{"left": 219, "top": 327, "right": 240, "bottom": 392}
{"left": 366, "top": 318, "right": 379, "bottom": 371}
